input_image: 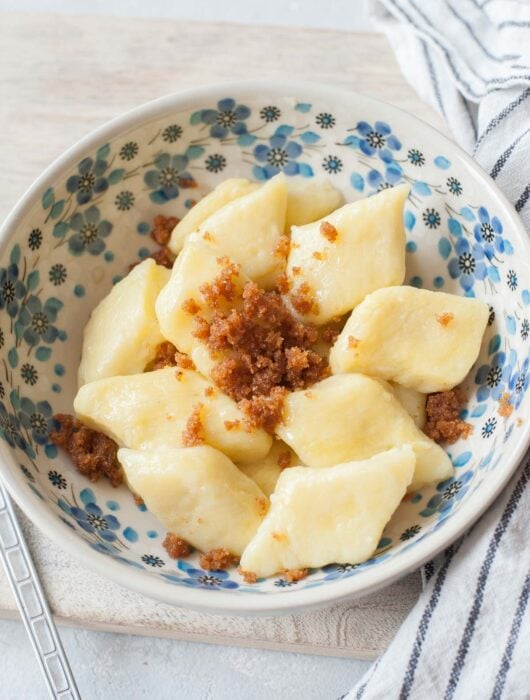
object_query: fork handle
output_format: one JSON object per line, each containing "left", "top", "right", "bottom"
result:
{"left": 0, "top": 482, "right": 80, "bottom": 700}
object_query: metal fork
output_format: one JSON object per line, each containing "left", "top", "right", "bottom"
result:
{"left": 0, "top": 482, "right": 80, "bottom": 699}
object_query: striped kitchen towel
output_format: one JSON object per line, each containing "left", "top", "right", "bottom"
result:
{"left": 343, "top": 2, "right": 530, "bottom": 698}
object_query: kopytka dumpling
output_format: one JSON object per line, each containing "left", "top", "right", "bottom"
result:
{"left": 330, "top": 286, "right": 489, "bottom": 392}
{"left": 120, "top": 445, "right": 268, "bottom": 556}
{"left": 240, "top": 446, "right": 415, "bottom": 577}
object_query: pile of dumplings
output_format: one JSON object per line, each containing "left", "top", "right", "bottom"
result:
{"left": 73, "top": 174, "right": 488, "bottom": 579}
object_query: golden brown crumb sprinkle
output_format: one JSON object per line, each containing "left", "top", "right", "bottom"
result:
{"left": 436, "top": 312, "right": 455, "bottom": 327}
{"left": 256, "top": 497, "right": 269, "bottom": 516}
{"left": 182, "top": 298, "right": 201, "bottom": 315}
{"left": 162, "top": 533, "right": 191, "bottom": 559}
{"left": 516, "top": 418, "right": 524, "bottom": 426}
{"left": 283, "top": 568, "right": 309, "bottom": 583}
{"left": 498, "top": 392, "right": 514, "bottom": 418}
{"left": 50, "top": 414, "right": 123, "bottom": 486}
{"left": 424, "top": 388, "right": 472, "bottom": 444}
{"left": 177, "top": 175, "right": 198, "bottom": 189}
{"left": 290, "top": 282, "right": 319, "bottom": 316}
{"left": 196, "top": 280, "right": 327, "bottom": 432}
{"left": 224, "top": 419, "right": 241, "bottom": 431}
{"left": 312, "top": 251, "right": 326, "bottom": 261}
{"left": 149, "top": 246, "right": 176, "bottom": 269}
{"left": 182, "top": 403, "right": 205, "bottom": 446}
{"left": 276, "top": 273, "right": 290, "bottom": 295}
{"left": 204, "top": 386, "right": 215, "bottom": 397}
{"left": 320, "top": 221, "right": 338, "bottom": 242}
{"left": 291, "top": 266, "right": 302, "bottom": 276}
{"left": 200, "top": 260, "right": 241, "bottom": 308}
{"left": 274, "top": 236, "right": 290, "bottom": 259}
{"left": 348, "top": 336, "right": 360, "bottom": 349}
{"left": 133, "top": 493, "right": 145, "bottom": 506}
{"left": 272, "top": 531, "right": 287, "bottom": 542}
{"left": 175, "top": 351, "right": 195, "bottom": 370}
{"left": 151, "top": 215, "right": 179, "bottom": 246}
{"left": 146, "top": 341, "right": 179, "bottom": 371}
{"left": 199, "top": 548, "right": 239, "bottom": 571}
{"left": 202, "top": 231, "right": 215, "bottom": 242}
{"left": 238, "top": 567, "right": 257, "bottom": 584}
{"left": 277, "top": 450, "right": 292, "bottom": 469}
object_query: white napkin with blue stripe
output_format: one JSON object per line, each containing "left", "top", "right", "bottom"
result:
{"left": 343, "top": 2, "right": 530, "bottom": 698}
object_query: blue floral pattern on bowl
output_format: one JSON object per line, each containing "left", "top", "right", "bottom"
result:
{"left": 1, "top": 89, "right": 529, "bottom": 600}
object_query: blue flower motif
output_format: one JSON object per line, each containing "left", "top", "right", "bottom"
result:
{"left": 0, "top": 264, "right": 27, "bottom": 318}
{"left": 508, "top": 357, "right": 529, "bottom": 409}
{"left": 68, "top": 206, "right": 112, "bottom": 256}
{"left": 253, "top": 127, "right": 309, "bottom": 179}
{"left": 475, "top": 351, "right": 513, "bottom": 401}
{"left": 448, "top": 237, "right": 487, "bottom": 292}
{"left": 366, "top": 163, "right": 403, "bottom": 193}
{"left": 69, "top": 502, "right": 121, "bottom": 542}
{"left": 15, "top": 295, "right": 63, "bottom": 346}
{"left": 421, "top": 471, "right": 473, "bottom": 518}
{"left": 17, "top": 397, "right": 55, "bottom": 445}
{"left": 0, "top": 402, "right": 27, "bottom": 450}
{"left": 66, "top": 155, "right": 109, "bottom": 205}
{"left": 473, "top": 207, "right": 512, "bottom": 261}
{"left": 171, "top": 559, "right": 238, "bottom": 589}
{"left": 481, "top": 416, "right": 497, "bottom": 438}
{"left": 322, "top": 563, "right": 359, "bottom": 581}
{"left": 196, "top": 98, "right": 251, "bottom": 139}
{"left": 144, "top": 153, "right": 196, "bottom": 204}
{"left": 356, "top": 120, "right": 401, "bottom": 160}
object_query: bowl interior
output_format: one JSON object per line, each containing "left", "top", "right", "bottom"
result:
{"left": 1, "top": 84, "right": 529, "bottom": 611}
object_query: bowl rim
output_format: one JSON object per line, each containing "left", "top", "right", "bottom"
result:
{"left": 1, "top": 79, "right": 529, "bottom": 615}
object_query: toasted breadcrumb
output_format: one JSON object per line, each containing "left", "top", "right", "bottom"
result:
{"left": 240, "top": 387, "right": 288, "bottom": 434}
{"left": 436, "top": 312, "right": 455, "bottom": 327}
{"left": 276, "top": 273, "right": 290, "bottom": 295}
{"left": 283, "top": 568, "right": 309, "bottom": 583}
{"left": 272, "top": 531, "right": 287, "bottom": 542}
{"left": 204, "top": 386, "right": 215, "bottom": 398}
{"left": 320, "top": 221, "right": 338, "bottom": 242}
{"left": 182, "top": 403, "right": 205, "bottom": 446}
{"left": 256, "top": 497, "right": 269, "bottom": 516}
{"left": 202, "top": 231, "right": 215, "bottom": 242}
{"left": 224, "top": 419, "right": 241, "bottom": 431}
{"left": 151, "top": 215, "right": 179, "bottom": 246}
{"left": 238, "top": 567, "right": 257, "bottom": 584}
{"left": 182, "top": 298, "right": 201, "bottom": 315}
{"left": 274, "top": 236, "right": 290, "bottom": 259}
{"left": 290, "top": 282, "right": 319, "bottom": 316}
{"left": 50, "top": 414, "right": 123, "bottom": 486}
{"left": 192, "top": 315, "right": 211, "bottom": 340}
{"left": 312, "top": 251, "right": 326, "bottom": 261}
{"left": 163, "top": 533, "right": 191, "bottom": 559}
{"left": 200, "top": 260, "right": 241, "bottom": 308}
{"left": 347, "top": 336, "right": 360, "bottom": 349}
{"left": 133, "top": 493, "right": 145, "bottom": 506}
{"left": 199, "top": 548, "right": 239, "bottom": 571}
{"left": 175, "top": 351, "right": 195, "bottom": 370}
{"left": 177, "top": 175, "right": 198, "bottom": 189}
{"left": 424, "top": 388, "right": 472, "bottom": 444}
{"left": 498, "top": 392, "right": 514, "bottom": 418}
{"left": 291, "top": 266, "right": 302, "bottom": 276}
{"left": 147, "top": 341, "right": 179, "bottom": 371}
{"left": 277, "top": 450, "right": 292, "bottom": 469}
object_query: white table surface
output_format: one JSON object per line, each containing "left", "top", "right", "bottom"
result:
{"left": 0, "top": 1, "right": 439, "bottom": 697}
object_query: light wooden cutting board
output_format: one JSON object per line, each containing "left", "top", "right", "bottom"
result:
{"left": 0, "top": 12, "right": 447, "bottom": 659}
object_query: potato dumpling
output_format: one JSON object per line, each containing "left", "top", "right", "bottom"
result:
{"left": 285, "top": 184, "right": 409, "bottom": 324}
{"left": 74, "top": 367, "right": 271, "bottom": 464}
{"left": 168, "top": 178, "right": 259, "bottom": 254}
{"left": 238, "top": 439, "right": 301, "bottom": 497}
{"left": 119, "top": 446, "right": 268, "bottom": 556}
{"left": 187, "top": 173, "right": 287, "bottom": 288}
{"left": 77, "top": 259, "right": 170, "bottom": 387}
{"left": 276, "top": 374, "right": 452, "bottom": 491}
{"left": 330, "top": 286, "right": 489, "bottom": 393}
{"left": 285, "top": 178, "right": 344, "bottom": 233}
{"left": 155, "top": 239, "right": 249, "bottom": 355}
{"left": 240, "top": 446, "right": 415, "bottom": 577}
{"left": 390, "top": 382, "right": 426, "bottom": 429}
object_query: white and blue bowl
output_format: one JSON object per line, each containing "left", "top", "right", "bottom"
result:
{"left": 1, "top": 82, "right": 529, "bottom": 614}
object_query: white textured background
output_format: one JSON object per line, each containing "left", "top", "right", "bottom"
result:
{"left": 0, "top": 2, "right": 378, "bottom": 698}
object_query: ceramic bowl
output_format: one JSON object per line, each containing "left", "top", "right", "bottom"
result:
{"left": 1, "top": 81, "right": 529, "bottom": 615}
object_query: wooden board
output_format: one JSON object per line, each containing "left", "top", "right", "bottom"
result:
{"left": 0, "top": 11, "right": 446, "bottom": 658}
